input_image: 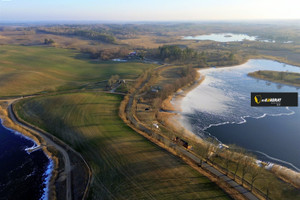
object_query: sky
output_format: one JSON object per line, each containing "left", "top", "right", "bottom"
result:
{"left": 0, "top": 0, "right": 300, "bottom": 22}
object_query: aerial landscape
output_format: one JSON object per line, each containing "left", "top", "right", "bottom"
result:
{"left": 1, "top": 0, "right": 300, "bottom": 200}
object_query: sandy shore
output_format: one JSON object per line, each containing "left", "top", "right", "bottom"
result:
{"left": 161, "top": 72, "right": 205, "bottom": 112}
{"left": 159, "top": 71, "right": 206, "bottom": 145}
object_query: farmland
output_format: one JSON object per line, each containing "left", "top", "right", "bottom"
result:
{"left": 0, "top": 45, "right": 154, "bottom": 97}
{"left": 15, "top": 92, "right": 231, "bottom": 200}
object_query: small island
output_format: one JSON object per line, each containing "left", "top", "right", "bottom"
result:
{"left": 248, "top": 70, "right": 300, "bottom": 87}
{"left": 224, "top": 34, "right": 233, "bottom": 38}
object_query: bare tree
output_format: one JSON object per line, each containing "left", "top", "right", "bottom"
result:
{"left": 230, "top": 145, "right": 246, "bottom": 180}
{"left": 240, "top": 156, "right": 253, "bottom": 186}
{"left": 222, "top": 149, "right": 234, "bottom": 175}
{"left": 198, "top": 143, "right": 212, "bottom": 167}
{"left": 204, "top": 138, "right": 220, "bottom": 164}
{"left": 262, "top": 175, "right": 277, "bottom": 200}
{"left": 248, "top": 165, "right": 264, "bottom": 191}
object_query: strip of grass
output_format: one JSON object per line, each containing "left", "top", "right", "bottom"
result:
{"left": 16, "top": 92, "right": 231, "bottom": 200}
{"left": 0, "top": 45, "right": 155, "bottom": 97}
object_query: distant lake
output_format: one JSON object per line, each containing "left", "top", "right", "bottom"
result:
{"left": 182, "top": 33, "right": 293, "bottom": 43}
{"left": 178, "top": 59, "right": 300, "bottom": 171}
{"left": 0, "top": 120, "right": 52, "bottom": 200}
{"left": 183, "top": 33, "right": 257, "bottom": 42}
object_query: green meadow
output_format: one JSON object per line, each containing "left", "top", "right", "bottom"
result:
{"left": 0, "top": 45, "right": 154, "bottom": 97}
{"left": 16, "top": 92, "right": 230, "bottom": 200}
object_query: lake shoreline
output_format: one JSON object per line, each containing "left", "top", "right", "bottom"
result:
{"left": 165, "top": 59, "right": 300, "bottom": 189}
{"left": 158, "top": 72, "right": 207, "bottom": 145}
{"left": 0, "top": 101, "right": 59, "bottom": 200}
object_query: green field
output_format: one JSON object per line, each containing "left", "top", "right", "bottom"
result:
{"left": 248, "top": 70, "right": 300, "bottom": 87}
{"left": 0, "top": 45, "right": 154, "bottom": 97}
{"left": 16, "top": 92, "right": 230, "bottom": 200}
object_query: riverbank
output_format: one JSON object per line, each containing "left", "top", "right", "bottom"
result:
{"left": 164, "top": 60, "right": 300, "bottom": 192}
{"left": 0, "top": 100, "right": 59, "bottom": 200}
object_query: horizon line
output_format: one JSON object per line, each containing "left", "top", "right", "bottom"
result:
{"left": 1, "top": 18, "right": 300, "bottom": 25}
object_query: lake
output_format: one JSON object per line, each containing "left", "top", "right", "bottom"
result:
{"left": 183, "top": 33, "right": 257, "bottom": 42}
{"left": 182, "top": 33, "right": 293, "bottom": 43}
{"left": 178, "top": 59, "right": 300, "bottom": 171}
{"left": 0, "top": 120, "right": 52, "bottom": 200}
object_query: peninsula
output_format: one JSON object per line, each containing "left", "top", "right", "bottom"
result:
{"left": 248, "top": 70, "right": 300, "bottom": 87}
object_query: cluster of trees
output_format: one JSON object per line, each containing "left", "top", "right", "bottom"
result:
{"left": 215, "top": 52, "right": 239, "bottom": 66}
{"left": 107, "top": 75, "right": 120, "bottom": 87}
{"left": 44, "top": 38, "right": 55, "bottom": 45}
{"left": 99, "top": 48, "right": 130, "bottom": 61}
{"left": 80, "top": 46, "right": 144, "bottom": 61}
{"left": 159, "top": 45, "right": 196, "bottom": 61}
{"left": 151, "top": 45, "right": 238, "bottom": 67}
{"left": 154, "top": 66, "right": 197, "bottom": 103}
{"left": 38, "top": 28, "right": 116, "bottom": 44}
{"left": 80, "top": 47, "right": 130, "bottom": 60}
{"left": 198, "top": 51, "right": 239, "bottom": 66}
{"left": 157, "top": 45, "right": 207, "bottom": 65}
{"left": 197, "top": 142, "right": 280, "bottom": 199}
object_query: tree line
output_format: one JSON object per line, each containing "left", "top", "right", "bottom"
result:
{"left": 156, "top": 45, "right": 207, "bottom": 66}
{"left": 37, "top": 28, "right": 116, "bottom": 44}
{"left": 80, "top": 47, "right": 130, "bottom": 60}
{"left": 149, "top": 45, "right": 238, "bottom": 67}
{"left": 196, "top": 142, "right": 284, "bottom": 199}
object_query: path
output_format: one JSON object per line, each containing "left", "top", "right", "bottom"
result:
{"left": 6, "top": 99, "right": 72, "bottom": 200}
{"left": 178, "top": 147, "right": 259, "bottom": 200}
